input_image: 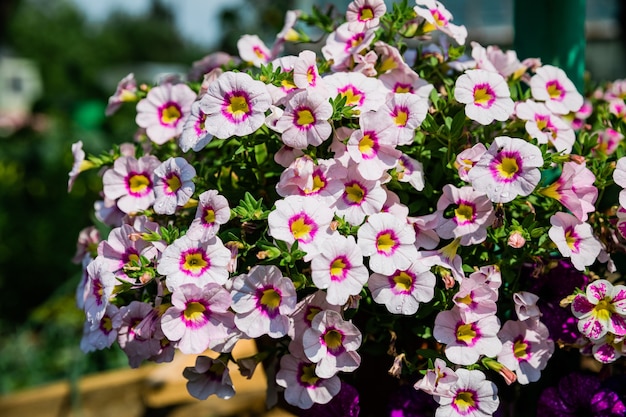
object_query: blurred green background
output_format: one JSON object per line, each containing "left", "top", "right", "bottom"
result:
{"left": 0, "top": 0, "right": 624, "bottom": 397}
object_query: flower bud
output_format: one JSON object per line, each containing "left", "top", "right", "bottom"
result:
{"left": 507, "top": 231, "right": 526, "bottom": 248}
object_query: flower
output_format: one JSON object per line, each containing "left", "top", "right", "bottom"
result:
{"left": 548, "top": 212, "right": 602, "bottom": 271}
{"left": 274, "top": 90, "right": 333, "bottom": 149}
{"left": 136, "top": 83, "right": 196, "bottom": 145}
{"left": 183, "top": 356, "right": 235, "bottom": 400}
{"left": 530, "top": 65, "right": 584, "bottom": 115}
{"left": 346, "top": 0, "right": 386, "bottom": 32}
{"left": 198, "top": 71, "right": 272, "bottom": 139}
{"left": 230, "top": 265, "right": 297, "bottom": 338}
{"left": 414, "top": 0, "right": 467, "bottom": 45}
{"left": 454, "top": 69, "right": 514, "bottom": 125}
{"left": 102, "top": 155, "right": 161, "bottom": 213}
{"left": 152, "top": 157, "right": 196, "bottom": 215}
{"left": 571, "top": 279, "right": 626, "bottom": 341}
{"left": 433, "top": 368, "right": 500, "bottom": 417}
{"left": 468, "top": 136, "right": 543, "bottom": 204}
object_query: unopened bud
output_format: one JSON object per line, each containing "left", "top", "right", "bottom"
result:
{"left": 507, "top": 231, "right": 526, "bottom": 248}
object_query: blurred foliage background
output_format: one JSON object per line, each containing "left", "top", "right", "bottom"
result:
{"left": 0, "top": 0, "right": 624, "bottom": 398}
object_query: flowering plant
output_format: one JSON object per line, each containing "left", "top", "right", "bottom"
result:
{"left": 69, "top": 0, "right": 626, "bottom": 415}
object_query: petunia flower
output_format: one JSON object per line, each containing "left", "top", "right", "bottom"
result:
{"left": 332, "top": 162, "right": 387, "bottom": 226}
{"left": 530, "top": 64, "right": 584, "bottom": 115}
{"left": 268, "top": 194, "right": 335, "bottom": 261}
{"left": 455, "top": 142, "right": 487, "bottom": 182}
{"left": 413, "top": 357, "right": 459, "bottom": 397}
{"left": 471, "top": 41, "right": 526, "bottom": 79}
{"left": 198, "top": 71, "right": 272, "bottom": 139}
{"left": 540, "top": 161, "right": 598, "bottom": 222}
{"left": 179, "top": 101, "right": 213, "bottom": 152}
{"left": 323, "top": 71, "right": 386, "bottom": 113}
{"left": 136, "top": 83, "right": 196, "bottom": 145}
{"left": 376, "top": 93, "right": 429, "bottom": 145}
{"left": 571, "top": 279, "right": 626, "bottom": 341}
{"left": 117, "top": 300, "right": 162, "bottom": 368}
{"left": 548, "top": 212, "right": 602, "bottom": 271}
{"left": 594, "top": 127, "right": 624, "bottom": 156}
{"left": 454, "top": 69, "right": 514, "bottom": 125}
{"left": 237, "top": 34, "right": 272, "bottom": 67}
{"left": 357, "top": 212, "right": 417, "bottom": 276}
{"left": 321, "top": 22, "right": 375, "bottom": 72}
{"left": 106, "top": 72, "right": 138, "bottom": 116}
{"left": 414, "top": 0, "right": 468, "bottom": 45}
{"left": 102, "top": 155, "right": 161, "bottom": 214}
{"left": 152, "top": 157, "right": 196, "bottom": 215}
{"left": 468, "top": 136, "right": 543, "bottom": 204}
{"left": 80, "top": 304, "right": 121, "bottom": 353}
{"left": 515, "top": 99, "right": 576, "bottom": 153}
{"left": 186, "top": 190, "right": 231, "bottom": 241}
{"left": 230, "top": 265, "right": 297, "bottom": 338}
{"left": 82, "top": 257, "right": 117, "bottom": 327}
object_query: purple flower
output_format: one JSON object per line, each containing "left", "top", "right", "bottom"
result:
{"left": 300, "top": 381, "right": 360, "bottom": 417}
{"left": 537, "top": 372, "right": 626, "bottom": 417}
{"left": 526, "top": 261, "right": 589, "bottom": 343}
{"left": 386, "top": 385, "right": 437, "bottom": 417}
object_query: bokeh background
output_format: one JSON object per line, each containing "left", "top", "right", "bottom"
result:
{"left": 0, "top": 0, "right": 624, "bottom": 411}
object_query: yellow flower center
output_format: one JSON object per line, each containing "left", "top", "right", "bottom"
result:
{"left": 392, "top": 271, "right": 413, "bottom": 292}
{"left": 303, "top": 174, "right": 326, "bottom": 195}
{"left": 165, "top": 175, "right": 182, "bottom": 194}
{"left": 546, "top": 81, "right": 564, "bottom": 100}
{"left": 456, "top": 323, "right": 477, "bottom": 344}
{"left": 290, "top": 215, "right": 315, "bottom": 241}
{"left": 497, "top": 156, "right": 519, "bottom": 179}
{"left": 183, "top": 302, "right": 206, "bottom": 322}
{"left": 324, "top": 329, "right": 344, "bottom": 350}
{"left": 474, "top": 86, "right": 493, "bottom": 106}
{"left": 307, "top": 67, "right": 316, "bottom": 85}
{"left": 306, "top": 306, "right": 321, "bottom": 324}
{"left": 227, "top": 95, "right": 250, "bottom": 116}
{"left": 160, "top": 104, "right": 181, "bottom": 125}
{"left": 330, "top": 257, "right": 347, "bottom": 279}
{"left": 296, "top": 109, "right": 315, "bottom": 127}
{"left": 393, "top": 109, "right": 409, "bottom": 127}
{"left": 454, "top": 391, "right": 476, "bottom": 412}
{"left": 260, "top": 288, "right": 281, "bottom": 310}
{"left": 128, "top": 174, "right": 150, "bottom": 194}
{"left": 514, "top": 339, "right": 530, "bottom": 360}
{"left": 340, "top": 86, "right": 363, "bottom": 107}
{"left": 204, "top": 208, "right": 216, "bottom": 224}
{"left": 359, "top": 6, "right": 374, "bottom": 21}
{"left": 593, "top": 298, "right": 615, "bottom": 322}
{"left": 183, "top": 252, "right": 208, "bottom": 274}
{"left": 455, "top": 203, "right": 475, "bottom": 224}
{"left": 565, "top": 229, "right": 579, "bottom": 251}
{"left": 358, "top": 133, "right": 376, "bottom": 157}
{"left": 376, "top": 232, "right": 396, "bottom": 254}
{"left": 101, "top": 316, "right": 113, "bottom": 332}
{"left": 345, "top": 183, "right": 365, "bottom": 204}
{"left": 299, "top": 363, "right": 320, "bottom": 386}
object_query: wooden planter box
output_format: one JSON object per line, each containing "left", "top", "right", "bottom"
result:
{"left": 0, "top": 340, "right": 296, "bottom": 417}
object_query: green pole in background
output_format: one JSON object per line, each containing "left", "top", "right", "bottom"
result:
{"left": 513, "top": 0, "right": 586, "bottom": 92}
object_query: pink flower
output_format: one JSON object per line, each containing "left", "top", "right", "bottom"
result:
{"left": 237, "top": 34, "right": 272, "bottom": 67}
{"left": 160, "top": 282, "right": 234, "bottom": 354}
{"left": 414, "top": 0, "right": 467, "bottom": 45}
{"left": 530, "top": 64, "right": 583, "bottom": 115}
{"left": 274, "top": 90, "right": 333, "bottom": 149}
{"left": 468, "top": 136, "right": 543, "bottom": 204}
{"left": 548, "top": 212, "right": 602, "bottom": 271}
{"left": 102, "top": 155, "right": 161, "bottom": 214}
{"left": 321, "top": 23, "right": 375, "bottom": 72}
{"left": 183, "top": 356, "right": 235, "bottom": 400}
{"left": 179, "top": 101, "right": 213, "bottom": 153}
{"left": 186, "top": 190, "right": 231, "bottom": 241}
{"left": 571, "top": 279, "right": 626, "bottom": 340}
{"left": 136, "top": 83, "right": 196, "bottom": 145}
{"left": 323, "top": 71, "right": 386, "bottom": 113}
{"left": 434, "top": 369, "right": 500, "bottom": 417}
{"left": 454, "top": 69, "right": 514, "bottom": 125}
{"left": 199, "top": 71, "right": 272, "bottom": 139}
{"left": 540, "top": 161, "right": 598, "bottom": 222}
{"left": 471, "top": 41, "right": 525, "bottom": 79}
{"left": 152, "top": 157, "right": 196, "bottom": 215}
{"left": 106, "top": 73, "right": 137, "bottom": 116}
{"left": 515, "top": 99, "right": 575, "bottom": 153}
{"left": 231, "top": 265, "right": 297, "bottom": 338}
{"left": 346, "top": 0, "right": 386, "bottom": 32}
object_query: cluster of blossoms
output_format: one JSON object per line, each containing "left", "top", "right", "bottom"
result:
{"left": 69, "top": 0, "right": 626, "bottom": 415}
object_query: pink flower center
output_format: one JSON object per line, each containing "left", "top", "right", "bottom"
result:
{"left": 358, "top": 6, "right": 375, "bottom": 22}
{"left": 256, "top": 285, "right": 282, "bottom": 318}
{"left": 322, "top": 327, "right": 345, "bottom": 355}
{"left": 490, "top": 151, "right": 522, "bottom": 183}
{"left": 394, "top": 83, "right": 413, "bottom": 94}
{"left": 345, "top": 32, "right": 366, "bottom": 52}
{"left": 297, "top": 362, "right": 321, "bottom": 387}
{"left": 453, "top": 200, "right": 477, "bottom": 225}
{"left": 182, "top": 301, "right": 209, "bottom": 328}
{"left": 343, "top": 181, "right": 367, "bottom": 206}
{"left": 293, "top": 106, "right": 316, "bottom": 130}
{"left": 431, "top": 9, "right": 449, "bottom": 26}
{"left": 389, "top": 270, "right": 415, "bottom": 294}
{"left": 163, "top": 173, "right": 182, "bottom": 195}
{"left": 358, "top": 130, "right": 379, "bottom": 159}
{"left": 455, "top": 321, "right": 481, "bottom": 346}
{"left": 564, "top": 227, "right": 581, "bottom": 253}
{"left": 338, "top": 85, "right": 365, "bottom": 107}
{"left": 452, "top": 390, "right": 479, "bottom": 414}
{"left": 392, "top": 105, "right": 410, "bottom": 127}
{"left": 126, "top": 171, "right": 152, "bottom": 197}
{"left": 306, "top": 66, "right": 317, "bottom": 86}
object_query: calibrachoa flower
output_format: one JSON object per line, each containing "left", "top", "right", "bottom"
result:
{"left": 497, "top": 319, "right": 555, "bottom": 385}
{"left": 468, "top": 136, "right": 543, "bottom": 204}
{"left": 571, "top": 279, "right": 626, "bottom": 341}
{"left": 433, "top": 369, "right": 500, "bottom": 417}
{"left": 160, "top": 282, "right": 234, "bottom": 354}
{"left": 303, "top": 310, "right": 362, "bottom": 378}
{"left": 357, "top": 212, "right": 418, "bottom": 275}
{"left": 548, "top": 212, "right": 602, "bottom": 271}
{"left": 157, "top": 234, "right": 231, "bottom": 291}
{"left": 183, "top": 356, "right": 235, "bottom": 400}
{"left": 530, "top": 64, "right": 584, "bottom": 115}
{"left": 310, "top": 234, "right": 369, "bottom": 306}
{"left": 454, "top": 69, "right": 514, "bottom": 125}
{"left": 230, "top": 265, "right": 297, "bottom": 338}
{"left": 69, "top": 0, "right": 626, "bottom": 413}
{"left": 275, "top": 353, "right": 342, "bottom": 409}
{"left": 136, "top": 83, "right": 196, "bottom": 145}
{"left": 102, "top": 155, "right": 161, "bottom": 213}
{"left": 433, "top": 306, "right": 503, "bottom": 365}
{"left": 152, "top": 157, "right": 196, "bottom": 215}
{"left": 199, "top": 71, "right": 272, "bottom": 139}
{"left": 368, "top": 260, "right": 436, "bottom": 315}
